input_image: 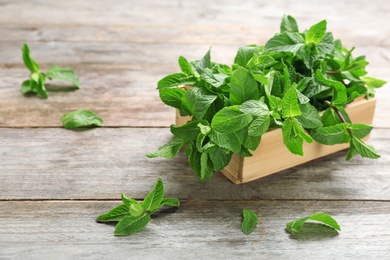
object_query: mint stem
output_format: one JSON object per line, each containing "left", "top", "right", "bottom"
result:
{"left": 325, "top": 101, "right": 353, "bottom": 136}
{"left": 326, "top": 70, "right": 340, "bottom": 75}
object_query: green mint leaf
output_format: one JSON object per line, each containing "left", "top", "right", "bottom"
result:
{"left": 349, "top": 123, "right": 373, "bottom": 139}
{"left": 229, "top": 67, "right": 259, "bottom": 105}
{"left": 141, "top": 177, "right": 165, "bottom": 213}
{"left": 160, "top": 198, "right": 180, "bottom": 208}
{"left": 351, "top": 136, "right": 380, "bottom": 159}
{"left": 200, "top": 152, "right": 214, "bottom": 182}
{"left": 310, "top": 123, "right": 350, "bottom": 145}
{"left": 244, "top": 134, "right": 262, "bottom": 151}
{"left": 209, "top": 130, "right": 241, "bottom": 154}
{"left": 209, "top": 147, "right": 233, "bottom": 171}
{"left": 170, "top": 121, "right": 201, "bottom": 142}
{"left": 159, "top": 87, "right": 186, "bottom": 109}
{"left": 121, "top": 193, "right": 138, "bottom": 207}
{"left": 321, "top": 107, "right": 342, "bottom": 126}
{"left": 305, "top": 20, "right": 327, "bottom": 44}
{"left": 129, "top": 203, "right": 144, "bottom": 217}
{"left": 239, "top": 100, "right": 270, "bottom": 116}
{"left": 346, "top": 142, "right": 357, "bottom": 160}
{"left": 146, "top": 137, "right": 184, "bottom": 159}
{"left": 157, "top": 73, "right": 196, "bottom": 89}
{"left": 296, "top": 103, "right": 323, "bottom": 129}
{"left": 247, "top": 54, "right": 275, "bottom": 71}
{"left": 20, "top": 77, "right": 48, "bottom": 99}
{"left": 97, "top": 204, "right": 131, "bottom": 223}
{"left": 286, "top": 212, "right": 340, "bottom": 233}
{"left": 280, "top": 15, "right": 299, "bottom": 33}
{"left": 211, "top": 106, "right": 253, "bottom": 133}
{"left": 186, "top": 142, "right": 203, "bottom": 179}
{"left": 181, "top": 88, "right": 217, "bottom": 120}
{"left": 317, "top": 32, "right": 334, "bottom": 55}
{"left": 264, "top": 32, "right": 305, "bottom": 53}
{"left": 296, "top": 89, "right": 310, "bottom": 104}
{"left": 200, "top": 68, "right": 228, "bottom": 88}
{"left": 282, "top": 118, "right": 312, "bottom": 155}
{"left": 61, "top": 110, "right": 103, "bottom": 129}
{"left": 362, "top": 77, "right": 387, "bottom": 98}
{"left": 314, "top": 70, "right": 347, "bottom": 105}
{"left": 234, "top": 46, "right": 260, "bottom": 67}
{"left": 45, "top": 65, "right": 80, "bottom": 88}
{"left": 114, "top": 213, "right": 151, "bottom": 236}
{"left": 178, "top": 56, "right": 195, "bottom": 76}
{"left": 241, "top": 209, "right": 258, "bottom": 235}
{"left": 248, "top": 114, "right": 270, "bottom": 136}
{"left": 191, "top": 49, "right": 212, "bottom": 74}
{"left": 282, "top": 87, "right": 301, "bottom": 118}
{"left": 22, "top": 43, "right": 40, "bottom": 73}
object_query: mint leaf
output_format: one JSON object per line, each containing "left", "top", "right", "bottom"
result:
{"left": 178, "top": 56, "right": 195, "bottom": 76}
{"left": 209, "top": 147, "right": 233, "bottom": 171}
{"left": 200, "top": 152, "right": 214, "bottom": 182}
{"left": 191, "top": 49, "right": 212, "bottom": 74}
{"left": 264, "top": 32, "right": 305, "bottom": 53}
{"left": 97, "top": 204, "right": 131, "bottom": 223}
{"left": 241, "top": 209, "right": 258, "bottom": 234}
{"left": 160, "top": 198, "right": 180, "bottom": 208}
{"left": 211, "top": 106, "right": 252, "bottom": 133}
{"left": 296, "top": 103, "right": 323, "bottom": 129}
{"left": 157, "top": 73, "right": 196, "bottom": 89}
{"left": 362, "top": 77, "right": 387, "bottom": 98}
{"left": 22, "top": 44, "right": 40, "bottom": 73}
{"left": 146, "top": 137, "right": 184, "bottom": 159}
{"left": 159, "top": 88, "right": 186, "bottom": 109}
{"left": 286, "top": 212, "right": 341, "bottom": 233}
{"left": 229, "top": 67, "right": 259, "bottom": 105}
{"left": 45, "top": 65, "right": 80, "bottom": 88}
{"left": 314, "top": 70, "right": 347, "bottom": 105}
{"left": 141, "top": 177, "right": 165, "bottom": 213}
{"left": 209, "top": 130, "right": 241, "bottom": 154}
{"left": 248, "top": 114, "right": 270, "bottom": 136}
{"left": 239, "top": 100, "right": 269, "bottom": 116}
{"left": 280, "top": 15, "right": 299, "bottom": 33}
{"left": 234, "top": 46, "right": 260, "bottom": 67}
{"left": 310, "top": 123, "right": 349, "bottom": 145}
{"left": 129, "top": 203, "right": 144, "bottom": 217}
{"left": 351, "top": 136, "right": 380, "bottom": 159}
{"left": 170, "top": 121, "right": 201, "bottom": 142}
{"left": 114, "top": 214, "right": 151, "bottom": 236}
{"left": 317, "top": 32, "right": 334, "bottom": 55}
{"left": 61, "top": 110, "right": 103, "bottom": 129}
{"left": 282, "top": 118, "right": 312, "bottom": 155}
{"left": 200, "top": 68, "right": 228, "bottom": 88}
{"left": 181, "top": 88, "right": 217, "bottom": 120}
{"left": 349, "top": 123, "right": 373, "bottom": 139}
{"left": 244, "top": 134, "right": 262, "bottom": 151}
{"left": 305, "top": 20, "right": 327, "bottom": 44}
{"left": 282, "top": 87, "right": 301, "bottom": 118}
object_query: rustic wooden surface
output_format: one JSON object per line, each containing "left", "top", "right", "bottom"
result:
{"left": 0, "top": 0, "right": 389, "bottom": 259}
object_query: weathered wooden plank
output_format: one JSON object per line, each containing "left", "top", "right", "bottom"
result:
{"left": 0, "top": 200, "right": 389, "bottom": 259}
{"left": 0, "top": 128, "right": 388, "bottom": 200}
{"left": 0, "top": 67, "right": 388, "bottom": 128}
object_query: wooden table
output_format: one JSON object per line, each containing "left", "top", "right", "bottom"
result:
{"left": 1, "top": 1, "right": 389, "bottom": 259}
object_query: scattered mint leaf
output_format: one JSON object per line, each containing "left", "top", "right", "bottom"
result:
{"left": 286, "top": 212, "right": 341, "bottom": 233}
{"left": 114, "top": 214, "right": 151, "bottom": 236}
{"left": 45, "top": 65, "right": 80, "bottom": 88}
{"left": 280, "top": 15, "right": 299, "bottom": 33}
{"left": 241, "top": 209, "right": 258, "bottom": 234}
{"left": 61, "top": 109, "right": 103, "bottom": 129}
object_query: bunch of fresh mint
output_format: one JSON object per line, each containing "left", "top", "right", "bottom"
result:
{"left": 148, "top": 15, "right": 386, "bottom": 182}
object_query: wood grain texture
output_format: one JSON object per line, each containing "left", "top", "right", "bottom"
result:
{"left": 1, "top": 128, "right": 389, "bottom": 200}
{"left": 1, "top": 200, "right": 389, "bottom": 259}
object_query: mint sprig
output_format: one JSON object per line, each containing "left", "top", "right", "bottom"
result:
{"left": 241, "top": 209, "right": 259, "bottom": 235}
{"left": 286, "top": 212, "right": 341, "bottom": 233}
{"left": 21, "top": 44, "right": 80, "bottom": 98}
{"left": 97, "top": 177, "right": 180, "bottom": 236}
{"left": 149, "top": 15, "right": 386, "bottom": 182}
{"left": 61, "top": 109, "right": 103, "bottom": 129}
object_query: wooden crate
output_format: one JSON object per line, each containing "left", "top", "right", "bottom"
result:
{"left": 176, "top": 98, "right": 377, "bottom": 184}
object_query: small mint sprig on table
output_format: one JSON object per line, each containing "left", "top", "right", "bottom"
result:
{"left": 21, "top": 43, "right": 80, "bottom": 98}
{"left": 286, "top": 212, "right": 341, "bottom": 233}
{"left": 241, "top": 209, "right": 259, "bottom": 235}
{"left": 61, "top": 109, "right": 103, "bottom": 129}
{"left": 97, "top": 177, "right": 180, "bottom": 236}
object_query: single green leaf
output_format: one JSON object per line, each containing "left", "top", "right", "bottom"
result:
{"left": 178, "top": 56, "right": 195, "bottom": 76}
{"left": 264, "top": 32, "right": 305, "bottom": 53}
{"left": 241, "top": 209, "right": 258, "bottom": 235}
{"left": 146, "top": 137, "right": 184, "bottom": 159}
{"left": 200, "top": 68, "right": 228, "bottom": 88}
{"left": 248, "top": 114, "right": 270, "bottom": 136}
{"left": 209, "top": 130, "right": 241, "bottom": 154}
{"left": 170, "top": 121, "right": 201, "bottom": 142}
{"left": 159, "top": 88, "right": 186, "bottom": 109}
{"left": 362, "top": 77, "right": 387, "bottom": 89}
{"left": 160, "top": 198, "right": 180, "bottom": 208}
{"left": 200, "top": 152, "right": 214, "bottom": 182}
{"left": 282, "top": 87, "right": 301, "bottom": 118}
{"left": 157, "top": 73, "right": 196, "bottom": 89}
{"left": 244, "top": 134, "right": 262, "bottom": 151}
{"left": 181, "top": 88, "right": 217, "bottom": 120}
{"left": 239, "top": 100, "right": 270, "bottom": 116}
{"left": 234, "top": 46, "right": 260, "bottom": 67}
{"left": 305, "top": 20, "right": 327, "bottom": 44}
{"left": 317, "top": 32, "right": 334, "bottom": 55}
{"left": 296, "top": 103, "right": 323, "bottom": 129}
{"left": 282, "top": 118, "right": 312, "bottom": 155}
{"left": 141, "top": 177, "right": 165, "bottom": 213}
{"left": 191, "top": 49, "right": 212, "bottom": 74}
{"left": 61, "top": 110, "right": 103, "bottom": 129}
{"left": 349, "top": 123, "right": 373, "bottom": 139}
{"left": 229, "top": 67, "right": 259, "bottom": 105}
{"left": 321, "top": 107, "right": 342, "bottom": 126}
{"left": 97, "top": 204, "right": 130, "bottom": 223}
{"left": 346, "top": 142, "right": 357, "bottom": 160}
{"left": 280, "top": 15, "right": 299, "bottom": 33}
{"left": 114, "top": 213, "right": 151, "bottom": 236}
{"left": 186, "top": 142, "right": 202, "bottom": 180}
{"left": 351, "top": 136, "right": 380, "bottom": 159}
{"left": 22, "top": 43, "right": 40, "bottom": 73}
{"left": 45, "top": 65, "right": 80, "bottom": 88}
{"left": 211, "top": 106, "right": 253, "bottom": 133}
{"left": 310, "top": 123, "right": 350, "bottom": 145}
{"left": 247, "top": 54, "right": 275, "bottom": 70}
{"left": 209, "top": 147, "right": 233, "bottom": 171}
{"left": 286, "top": 212, "right": 341, "bottom": 233}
